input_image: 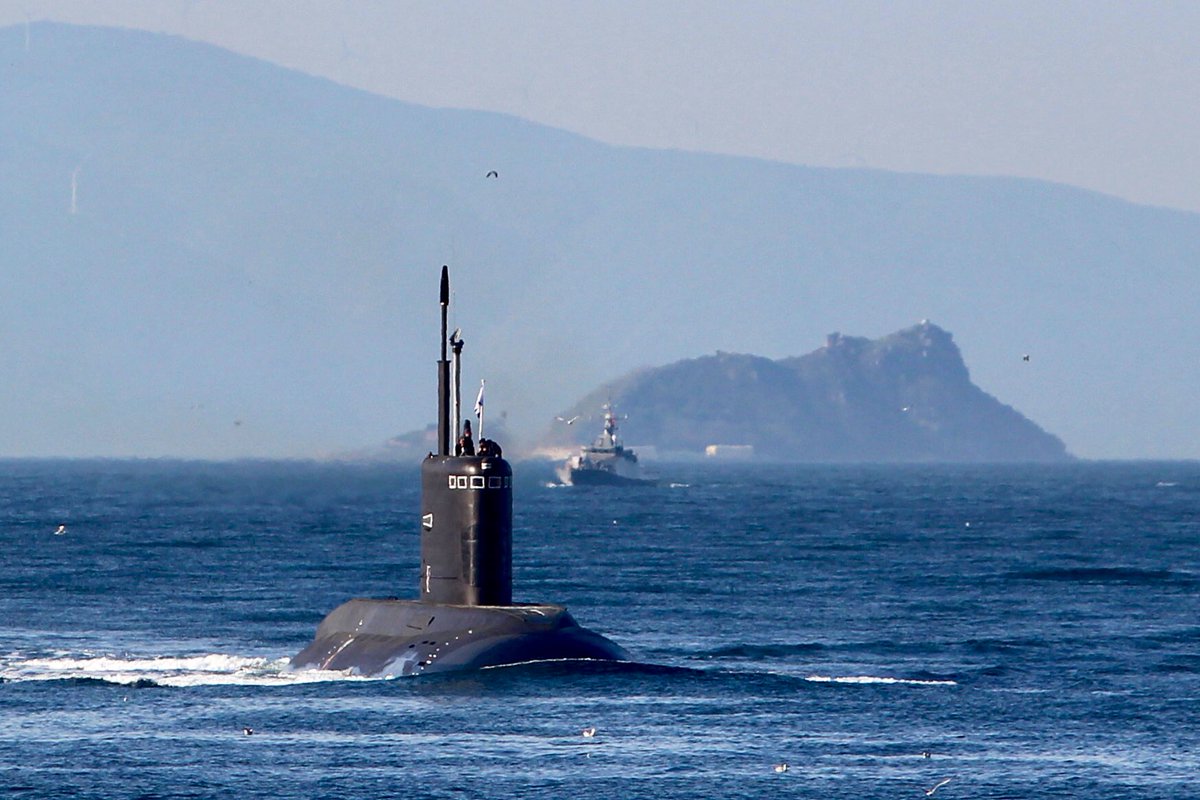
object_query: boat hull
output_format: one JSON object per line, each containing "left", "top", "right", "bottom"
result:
{"left": 560, "top": 466, "right": 656, "bottom": 487}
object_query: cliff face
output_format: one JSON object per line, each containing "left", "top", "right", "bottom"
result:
{"left": 549, "top": 322, "right": 1070, "bottom": 462}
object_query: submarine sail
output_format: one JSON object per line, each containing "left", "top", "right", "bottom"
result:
{"left": 291, "top": 266, "right": 629, "bottom": 677}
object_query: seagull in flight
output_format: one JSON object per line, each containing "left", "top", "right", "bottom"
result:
{"left": 486, "top": 170, "right": 499, "bottom": 178}
{"left": 556, "top": 415, "right": 580, "bottom": 425}
{"left": 581, "top": 726, "right": 596, "bottom": 738}
{"left": 54, "top": 524, "right": 67, "bottom": 535}
{"left": 1022, "top": 354, "right": 1030, "bottom": 362}
{"left": 925, "top": 778, "right": 951, "bottom": 796}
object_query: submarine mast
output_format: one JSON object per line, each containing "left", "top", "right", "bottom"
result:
{"left": 437, "top": 265, "right": 451, "bottom": 457}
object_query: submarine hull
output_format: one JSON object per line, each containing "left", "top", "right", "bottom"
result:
{"left": 291, "top": 598, "right": 630, "bottom": 677}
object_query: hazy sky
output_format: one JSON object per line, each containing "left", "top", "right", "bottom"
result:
{"left": 6, "top": 0, "right": 1200, "bottom": 212}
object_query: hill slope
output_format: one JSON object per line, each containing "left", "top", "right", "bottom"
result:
{"left": 548, "top": 323, "right": 1068, "bottom": 462}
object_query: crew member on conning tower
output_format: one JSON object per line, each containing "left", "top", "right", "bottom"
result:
{"left": 458, "top": 419, "right": 475, "bottom": 456}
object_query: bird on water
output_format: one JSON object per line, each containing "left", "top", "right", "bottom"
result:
{"left": 925, "top": 778, "right": 951, "bottom": 796}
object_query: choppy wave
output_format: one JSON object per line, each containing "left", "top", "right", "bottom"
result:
{"left": 0, "top": 650, "right": 701, "bottom": 686}
{"left": 1009, "top": 567, "right": 1192, "bottom": 584}
{"left": 479, "top": 658, "right": 698, "bottom": 678}
{"left": 714, "top": 658, "right": 960, "bottom": 686}
{"left": 698, "top": 642, "right": 828, "bottom": 659}
{"left": 804, "top": 674, "right": 957, "bottom": 686}
{"left": 0, "top": 651, "right": 362, "bottom": 687}
{"left": 1152, "top": 655, "right": 1200, "bottom": 675}
{"left": 963, "top": 637, "right": 1045, "bottom": 654}
{"left": 692, "top": 640, "right": 939, "bottom": 660}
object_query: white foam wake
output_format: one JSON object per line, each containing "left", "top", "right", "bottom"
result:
{"left": 0, "top": 651, "right": 367, "bottom": 687}
{"left": 804, "top": 674, "right": 957, "bottom": 686}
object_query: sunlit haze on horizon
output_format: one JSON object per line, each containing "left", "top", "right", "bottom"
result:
{"left": 7, "top": 0, "right": 1200, "bottom": 212}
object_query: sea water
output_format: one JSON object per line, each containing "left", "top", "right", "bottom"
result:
{"left": 0, "top": 460, "right": 1197, "bottom": 798}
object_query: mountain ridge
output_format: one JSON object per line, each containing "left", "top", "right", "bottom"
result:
{"left": 2, "top": 22, "right": 1198, "bottom": 458}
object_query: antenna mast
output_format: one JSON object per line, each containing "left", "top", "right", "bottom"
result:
{"left": 437, "top": 265, "right": 451, "bottom": 456}
{"left": 450, "top": 330, "right": 464, "bottom": 448}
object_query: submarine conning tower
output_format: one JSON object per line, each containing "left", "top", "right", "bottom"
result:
{"left": 290, "top": 265, "right": 630, "bottom": 676}
{"left": 421, "top": 265, "right": 513, "bottom": 606}
{"left": 420, "top": 456, "right": 513, "bottom": 605}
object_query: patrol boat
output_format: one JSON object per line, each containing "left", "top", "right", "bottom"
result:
{"left": 557, "top": 404, "right": 654, "bottom": 486}
{"left": 291, "top": 266, "right": 629, "bottom": 677}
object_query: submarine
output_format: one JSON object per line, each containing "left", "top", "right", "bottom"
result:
{"left": 291, "top": 266, "right": 630, "bottom": 677}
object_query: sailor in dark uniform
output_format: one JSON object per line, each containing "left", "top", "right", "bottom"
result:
{"left": 457, "top": 420, "right": 475, "bottom": 456}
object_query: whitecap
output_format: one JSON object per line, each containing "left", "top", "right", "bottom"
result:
{"left": 0, "top": 651, "right": 372, "bottom": 687}
{"left": 804, "top": 674, "right": 957, "bottom": 686}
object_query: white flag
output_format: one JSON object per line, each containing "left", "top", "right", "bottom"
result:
{"left": 474, "top": 380, "right": 485, "bottom": 419}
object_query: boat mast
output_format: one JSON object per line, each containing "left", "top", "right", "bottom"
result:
{"left": 450, "top": 328, "right": 464, "bottom": 447}
{"left": 437, "top": 265, "right": 451, "bottom": 456}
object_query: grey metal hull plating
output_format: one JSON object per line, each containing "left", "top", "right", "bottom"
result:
{"left": 291, "top": 598, "right": 630, "bottom": 677}
{"left": 563, "top": 467, "right": 656, "bottom": 487}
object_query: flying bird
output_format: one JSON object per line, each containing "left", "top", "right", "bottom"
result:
{"left": 54, "top": 524, "right": 67, "bottom": 535}
{"left": 1022, "top": 354, "right": 1030, "bottom": 362}
{"left": 486, "top": 170, "right": 499, "bottom": 178}
{"left": 581, "top": 727, "right": 596, "bottom": 738}
{"left": 925, "top": 778, "right": 951, "bottom": 796}
{"left": 243, "top": 726, "right": 255, "bottom": 736}
{"left": 556, "top": 415, "right": 580, "bottom": 425}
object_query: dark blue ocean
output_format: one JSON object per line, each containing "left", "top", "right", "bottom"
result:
{"left": 1, "top": 460, "right": 1197, "bottom": 798}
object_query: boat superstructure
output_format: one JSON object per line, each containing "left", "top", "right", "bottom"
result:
{"left": 557, "top": 404, "right": 653, "bottom": 486}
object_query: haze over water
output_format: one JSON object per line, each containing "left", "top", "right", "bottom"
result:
{"left": 4, "top": 8, "right": 1200, "bottom": 460}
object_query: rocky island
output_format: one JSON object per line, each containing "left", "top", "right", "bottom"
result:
{"left": 546, "top": 322, "right": 1069, "bottom": 462}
